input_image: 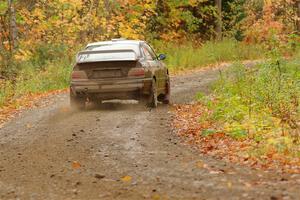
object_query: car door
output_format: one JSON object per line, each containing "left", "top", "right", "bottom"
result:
{"left": 146, "top": 43, "right": 168, "bottom": 81}
{"left": 142, "top": 44, "right": 164, "bottom": 91}
{"left": 141, "top": 44, "right": 161, "bottom": 89}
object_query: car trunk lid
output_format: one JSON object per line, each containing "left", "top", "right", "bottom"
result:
{"left": 77, "top": 61, "right": 138, "bottom": 79}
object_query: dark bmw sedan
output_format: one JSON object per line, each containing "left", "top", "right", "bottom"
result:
{"left": 70, "top": 39, "right": 170, "bottom": 109}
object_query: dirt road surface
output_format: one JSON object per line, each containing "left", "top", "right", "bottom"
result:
{"left": 1, "top": 69, "right": 300, "bottom": 200}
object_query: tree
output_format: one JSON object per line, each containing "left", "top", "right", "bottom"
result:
{"left": 296, "top": 0, "right": 300, "bottom": 33}
{"left": 215, "top": 0, "right": 222, "bottom": 40}
{"left": 7, "top": 0, "right": 18, "bottom": 51}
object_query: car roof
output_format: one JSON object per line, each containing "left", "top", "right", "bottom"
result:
{"left": 86, "top": 39, "right": 144, "bottom": 48}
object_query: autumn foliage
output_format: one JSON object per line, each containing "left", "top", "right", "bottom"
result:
{"left": 1, "top": 0, "right": 300, "bottom": 67}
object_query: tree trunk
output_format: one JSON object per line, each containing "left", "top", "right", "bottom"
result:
{"left": 296, "top": 0, "right": 300, "bottom": 33}
{"left": 104, "top": 0, "right": 112, "bottom": 39}
{"left": 215, "top": 0, "right": 222, "bottom": 40}
{"left": 104, "top": 0, "right": 111, "bottom": 14}
{"left": 0, "top": 16, "right": 4, "bottom": 52}
{"left": 8, "top": 0, "right": 18, "bottom": 51}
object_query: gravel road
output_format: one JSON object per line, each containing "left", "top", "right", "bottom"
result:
{"left": 0, "top": 68, "right": 300, "bottom": 200}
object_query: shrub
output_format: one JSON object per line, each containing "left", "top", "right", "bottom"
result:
{"left": 199, "top": 58, "right": 300, "bottom": 153}
{"left": 0, "top": 57, "right": 72, "bottom": 108}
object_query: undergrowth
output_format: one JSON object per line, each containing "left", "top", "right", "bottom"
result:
{"left": 155, "top": 39, "right": 265, "bottom": 71}
{"left": 198, "top": 57, "right": 300, "bottom": 158}
{"left": 0, "top": 59, "right": 72, "bottom": 108}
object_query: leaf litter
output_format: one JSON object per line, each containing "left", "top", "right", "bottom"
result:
{"left": 0, "top": 89, "right": 67, "bottom": 128}
{"left": 173, "top": 103, "right": 300, "bottom": 174}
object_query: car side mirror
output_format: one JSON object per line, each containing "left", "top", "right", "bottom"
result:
{"left": 158, "top": 54, "right": 166, "bottom": 60}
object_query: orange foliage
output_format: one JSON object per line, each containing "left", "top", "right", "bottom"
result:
{"left": 243, "top": 0, "right": 296, "bottom": 45}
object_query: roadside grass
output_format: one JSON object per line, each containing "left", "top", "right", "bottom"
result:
{"left": 154, "top": 39, "right": 265, "bottom": 72}
{"left": 195, "top": 56, "right": 300, "bottom": 167}
{"left": 0, "top": 60, "right": 72, "bottom": 108}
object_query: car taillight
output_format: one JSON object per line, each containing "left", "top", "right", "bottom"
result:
{"left": 71, "top": 71, "right": 87, "bottom": 79}
{"left": 128, "top": 68, "right": 145, "bottom": 77}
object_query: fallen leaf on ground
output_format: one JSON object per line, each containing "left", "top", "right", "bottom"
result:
{"left": 172, "top": 103, "right": 300, "bottom": 173}
{"left": 227, "top": 181, "right": 232, "bottom": 188}
{"left": 0, "top": 89, "right": 68, "bottom": 128}
{"left": 72, "top": 161, "right": 81, "bottom": 169}
{"left": 196, "top": 161, "right": 205, "bottom": 168}
{"left": 121, "top": 175, "right": 132, "bottom": 182}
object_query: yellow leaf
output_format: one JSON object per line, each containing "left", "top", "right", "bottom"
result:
{"left": 227, "top": 181, "right": 232, "bottom": 188}
{"left": 121, "top": 175, "right": 132, "bottom": 182}
{"left": 196, "top": 160, "right": 204, "bottom": 168}
{"left": 152, "top": 194, "right": 161, "bottom": 200}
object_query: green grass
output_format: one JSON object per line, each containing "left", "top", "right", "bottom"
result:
{"left": 0, "top": 81, "right": 13, "bottom": 107}
{"left": 0, "top": 60, "right": 72, "bottom": 107}
{"left": 14, "top": 61, "right": 71, "bottom": 97}
{"left": 155, "top": 39, "right": 265, "bottom": 71}
{"left": 0, "top": 42, "right": 76, "bottom": 108}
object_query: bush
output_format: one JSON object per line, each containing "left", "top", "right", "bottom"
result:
{"left": 30, "top": 43, "right": 69, "bottom": 68}
{"left": 0, "top": 55, "right": 72, "bottom": 108}
{"left": 0, "top": 81, "right": 14, "bottom": 107}
{"left": 14, "top": 60, "right": 71, "bottom": 98}
{"left": 199, "top": 57, "right": 300, "bottom": 154}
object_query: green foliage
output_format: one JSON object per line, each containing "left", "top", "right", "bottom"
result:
{"left": 202, "top": 129, "right": 218, "bottom": 137}
{"left": 0, "top": 81, "right": 14, "bottom": 107}
{"left": 150, "top": 0, "right": 216, "bottom": 40}
{"left": 155, "top": 39, "right": 265, "bottom": 71}
{"left": 0, "top": 58, "right": 72, "bottom": 107}
{"left": 30, "top": 43, "right": 69, "bottom": 67}
{"left": 0, "top": 1, "right": 7, "bottom": 15}
{"left": 199, "top": 56, "right": 300, "bottom": 152}
{"left": 14, "top": 60, "right": 71, "bottom": 97}
{"left": 227, "top": 129, "right": 248, "bottom": 140}
{"left": 222, "top": 0, "right": 247, "bottom": 40}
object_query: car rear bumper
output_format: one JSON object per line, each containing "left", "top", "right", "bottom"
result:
{"left": 70, "top": 78, "right": 152, "bottom": 94}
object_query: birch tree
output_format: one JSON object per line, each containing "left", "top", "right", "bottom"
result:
{"left": 7, "top": 0, "right": 17, "bottom": 51}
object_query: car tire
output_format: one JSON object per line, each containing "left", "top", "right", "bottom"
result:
{"left": 148, "top": 79, "right": 158, "bottom": 108}
{"left": 94, "top": 99, "right": 103, "bottom": 107}
{"left": 70, "top": 92, "right": 86, "bottom": 110}
{"left": 163, "top": 78, "right": 170, "bottom": 104}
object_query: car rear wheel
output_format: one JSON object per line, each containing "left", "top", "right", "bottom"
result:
{"left": 148, "top": 79, "right": 158, "bottom": 108}
{"left": 93, "top": 99, "right": 103, "bottom": 107}
{"left": 163, "top": 78, "right": 170, "bottom": 104}
{"left": 70, "top": 92, "right": 86, "bottom": 110}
